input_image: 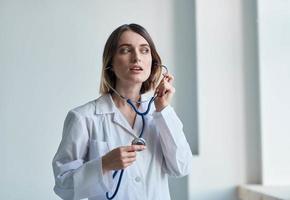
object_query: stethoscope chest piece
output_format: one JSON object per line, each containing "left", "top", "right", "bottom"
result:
{"left": 131, "top": 137, "right": 146, "bottom": 146}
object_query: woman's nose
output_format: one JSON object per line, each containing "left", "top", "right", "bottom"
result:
{"left": 131, "top": 49, "right": 141, "bottom": 63}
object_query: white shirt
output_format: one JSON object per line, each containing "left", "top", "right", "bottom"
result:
{"left": 52, "top": 93, "right": 193, "bottom": 200}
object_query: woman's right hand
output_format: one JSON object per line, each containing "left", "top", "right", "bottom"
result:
{"left": 102, "top": 145, "right": 146, "bottom": 173}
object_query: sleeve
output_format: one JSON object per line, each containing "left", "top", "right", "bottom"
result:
{"left": 52, "top": 111, "right": 113, "bottom": 200}
{"left": 152, "top": 105, "right": 193, "bottom": 177}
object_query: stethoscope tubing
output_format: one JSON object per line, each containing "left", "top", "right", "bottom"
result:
{"left": 106, "top": 65, "right": 168, "bottom": 199}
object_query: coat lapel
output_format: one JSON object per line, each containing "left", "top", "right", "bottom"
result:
{"left": 94, "top": 93, "right": 155, "bottom": 138}
{"left": 95, "top": 94, "right": 138, "bottom": 137}
{"left": 112, "top": 110, "right": 138, "bottom": 137}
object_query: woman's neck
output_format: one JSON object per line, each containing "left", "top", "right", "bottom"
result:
{"left": 112, "top": 84, "right": 141, "bottom": 108}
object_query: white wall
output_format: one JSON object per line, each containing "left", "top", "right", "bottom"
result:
{"left": 258, "top": 0, "right": 290, "bottom": 185}
{"left": 189, "top": 0, "right": 261, "bottom": 199}
{"left": 0, "top": 1, "right": 102, "bottom": 199}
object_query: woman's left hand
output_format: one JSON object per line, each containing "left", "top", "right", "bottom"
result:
{"left": 154, "top": 73, "right": 175, "bottom": 112}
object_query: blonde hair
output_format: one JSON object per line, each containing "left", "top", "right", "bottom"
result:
{"left": 99, "top": 24, "right": 162, "bottom": 95}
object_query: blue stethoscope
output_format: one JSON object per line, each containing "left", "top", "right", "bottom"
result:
{"left": 105, "top": 64, "right": 168, "bottom": 199}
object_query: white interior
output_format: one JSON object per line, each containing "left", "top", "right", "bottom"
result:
{"left": 1, "top": 0, "right": 289, "bottom": 199}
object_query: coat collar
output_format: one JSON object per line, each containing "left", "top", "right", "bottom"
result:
{"left": 94, "top": 92, "right": 155, "bottom": 136}
{"left": 94, "top": 94, "right": 115, "bottom": 115}
{"left": 94, "top": 92, "right": 156, "bottom": 115}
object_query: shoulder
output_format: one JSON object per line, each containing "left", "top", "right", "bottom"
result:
{"left": 68, "top": 95, "right": 111, "bottom": 119}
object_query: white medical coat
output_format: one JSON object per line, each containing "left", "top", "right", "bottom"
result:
{"left": 52, "top": 93, "right": 193, "bottom": 200}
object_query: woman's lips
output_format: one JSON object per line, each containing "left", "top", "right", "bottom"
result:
{"left": 130, "top": 65, "right": 143, "bottom": 71}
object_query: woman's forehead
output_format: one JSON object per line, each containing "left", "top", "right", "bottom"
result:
{"left": 118, "top": 30, "right": 149, "bottom": 46}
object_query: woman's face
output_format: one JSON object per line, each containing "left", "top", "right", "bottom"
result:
{"left": 112, "top": 30, "right": 152, "bottom": 87}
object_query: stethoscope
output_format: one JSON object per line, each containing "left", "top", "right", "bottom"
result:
{"left": 105, "top": 64, "right": 168, "bottom": 199}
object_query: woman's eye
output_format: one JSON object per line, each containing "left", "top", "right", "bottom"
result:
{"left": 140, "top": 48, "right": 150, "bottom": 54}
{"left": 120, "top": 47, "right": 131, "bottom": 54}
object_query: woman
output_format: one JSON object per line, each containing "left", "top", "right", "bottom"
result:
{"left": 52, "top": 23, "right": 193, "bottom": 200}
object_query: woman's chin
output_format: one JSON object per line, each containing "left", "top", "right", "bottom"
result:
{"left": 127, "top": 76, "right": 149, "bottom": 84}
{"left": 130, "top": 79, "right": 145, "bottom": 85}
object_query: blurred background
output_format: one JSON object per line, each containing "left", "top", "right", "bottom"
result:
{"left": 0, "top": 0, "right": 289, "bottom": 199}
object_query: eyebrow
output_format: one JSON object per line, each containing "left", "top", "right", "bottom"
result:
{"left": 118, "top": 43, "right": 150, "bottom": 48}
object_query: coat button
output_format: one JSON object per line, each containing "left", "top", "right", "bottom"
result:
{"left": 135, "top": 176, "right": 141, "bottom": 182}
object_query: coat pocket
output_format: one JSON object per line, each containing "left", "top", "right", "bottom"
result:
{"left": 89, "top": 139, "right": 109, "bottom": 159}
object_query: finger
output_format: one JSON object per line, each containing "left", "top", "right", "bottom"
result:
{"left": 158, "top": 81, "right": 172, "bottom": 96}
{"left": 163, "top": 74, "right": 174, "bottom": 84}
{"left": 122, "top": 161, "right": 134, "bottom": 168}
{"left": 119, "top": 158, "right": 136, "bottom": 169}
{"left": 156, "top": 81, "right": 166, "bottom": 96}
{"left": 168, "top": 85, "right": 176, "bottom": 93}
{"left": 123, "top": 157, "right": 136, "bottom": 164}
{"left": 155, "top": 74, "right": 174, "bottom": 97}
{"left": 163, "top": 86, "right": 175, "bottom": 97}
{"left": 130, "top": 145, "right": 146, "bottom": 152}
{"left": 163, "top": 73, "right": 173, "bottom": 79}
{"left": 125, "top": 145, "right": 146, "bottom": 152}
{"left": 116, "top": 147, "right": 134, "bottom": 158}
{"left": 156, "top": 79, "right": 164, "bottom": 90}
{"left": 166, "top": 74, "right": 174, "bottom": 84}
{"left": 121, "top": 145, "right": 136, "bottom": 152}
{"left": 119, "top": 152, "right": 136, "bottom": 160}
{"left": 123, "top": 151, "right": 136, "bottom": 158}
{"left": 155, "top": 86, "right": 162, "bottom": 97}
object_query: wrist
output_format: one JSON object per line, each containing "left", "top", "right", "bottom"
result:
{"left": 155, "top": 105, "right": 167, "bottom": 112}
{"left": 101, "top": 156, "right": 108, "bottom": 174}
